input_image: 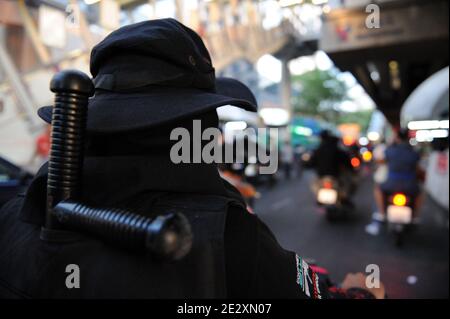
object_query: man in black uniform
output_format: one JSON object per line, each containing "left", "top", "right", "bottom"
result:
{"left": 0, "top": 19, "right": 382, "bottom": 299}
{"left": 310, "top": 130, "right": 355, "bottom": 202}
{"left": 311, "top": 130, "right": 353, "bottom": 178}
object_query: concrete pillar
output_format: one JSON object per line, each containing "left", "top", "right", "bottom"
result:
{"left": 281, "top": 58, "right": 292, "bottom": 118}
{"left": 99, "top": 0, "right": 120, "bottom": 31}
{"left": 175, "top": 0, "right": 184, "bottom": 23}
{"left": 148, "top": 0, "right": 156, "bottom": 19}
{"left": 281, "top": 58, "right": 292, "bottom": 142}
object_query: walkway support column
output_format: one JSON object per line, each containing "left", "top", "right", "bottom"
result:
{"left": 281, "top": 57, "right": 292, "bottom": 142}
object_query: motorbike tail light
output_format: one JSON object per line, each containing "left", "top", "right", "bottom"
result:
{"left": 351, "top": 157, "right": 361, "bottom": 168}
{"left": 323, "top": 181, "right": 333, "bottom": 189}
{"left": 393, "top": 193, "right": 407, "bottom": 207}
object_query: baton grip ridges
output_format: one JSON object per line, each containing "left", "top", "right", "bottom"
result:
{"left": 54, "top": 201, "right": 193, "bottom": 261}
{"left": 46, "top": 70, "right": 94, "bottom": 229}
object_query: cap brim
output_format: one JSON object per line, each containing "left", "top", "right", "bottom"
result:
{"left": 38, "top": 77, "right": 257, "bottom": 134}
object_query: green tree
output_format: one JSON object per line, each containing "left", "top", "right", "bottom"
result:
{"left": 291, "top": 68, "right": 349, "bottom": 123}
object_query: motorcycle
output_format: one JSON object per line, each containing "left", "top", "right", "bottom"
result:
{"left": 315, "top": 176, "right": 353, "bottom": 222}
{"left": 384, "top": 192, "right": 415, "bottom": 247}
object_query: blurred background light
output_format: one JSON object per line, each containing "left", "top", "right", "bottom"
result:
{"left": 367, "top": 131, "right": 380, "bottom": 142}
{"left": 84, "top": 0, "right": 101, "bottom": 5}
{"left": 359, "top": 136, "right": 369, "bottom": 146}
{"left": 259, "top": 108, "right": 289, "bottom": 126}
{"left": 293, "top": 126, "right": 313, "bottom": 136}
{"left": 224, "top": 121, "right": 248, "bottom": 131}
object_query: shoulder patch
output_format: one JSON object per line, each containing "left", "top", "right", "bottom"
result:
{"left": 295, "top": 254, "right": 322, "bottom": 299}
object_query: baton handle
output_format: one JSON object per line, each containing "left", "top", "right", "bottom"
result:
{"left": 54, "top": 201, "right": 193, "bottom": 260}
{"left": 46, "top": 70, "right": 94, "bottom": 229}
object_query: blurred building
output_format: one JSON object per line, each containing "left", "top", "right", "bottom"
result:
{"left": 0, "top": 0, "right": 322, "bottom": 168}
{"left": 321, "top": 0, "right": 449, "bottom": 125}
{"left": 0, "top": 0, "right": 448, "bottom": 177}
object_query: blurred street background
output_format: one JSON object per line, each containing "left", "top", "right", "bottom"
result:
{"left": 0, "top": 0, "right": 448, "bottom": 298}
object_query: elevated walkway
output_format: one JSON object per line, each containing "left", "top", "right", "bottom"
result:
{"left": 0, "top": 0, "right": 320, "bottom": 167}
{"left": 320, "top": 0, "right": 449, "bottom": 125}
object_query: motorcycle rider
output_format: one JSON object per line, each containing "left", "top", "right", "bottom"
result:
{"left": 366, "top": 128, "right": 424, "bottom": 235}
{"left": 0, "top": 19, "right": 382, "bottom": 299}
{"left": 310, "top": 130, "right": 355, "bottom": 204}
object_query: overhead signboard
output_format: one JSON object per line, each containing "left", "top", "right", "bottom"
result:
{"left": 320, "top": 1, "right": 449, "bottom": 53}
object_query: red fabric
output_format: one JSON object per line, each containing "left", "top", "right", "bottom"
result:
{"left": 310, "top": 265, "right": 329, "bottom": 275}
{"left": 36, "top": 133, "right": 50, "bottom": 157}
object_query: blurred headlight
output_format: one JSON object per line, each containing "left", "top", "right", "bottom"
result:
{"left": 245, "top": 164, "right": 257, "bottom": 177}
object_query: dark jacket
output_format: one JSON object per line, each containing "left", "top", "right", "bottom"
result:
{"left": 0, "top": 155, "right": 327, "bottom": 299}
{"left": 311, "top": 140, "right": 352, "bottom": 177}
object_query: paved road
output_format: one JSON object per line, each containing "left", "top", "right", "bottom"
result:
{"left": 254, "top": 169, "right": 449, "bottom": 299}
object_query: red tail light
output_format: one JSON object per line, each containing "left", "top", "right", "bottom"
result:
{"left": 351, "top": 157, "right": 361, "bottom": 168}
{"left": 323, "top": 181, "right": 333, "bottom": 189}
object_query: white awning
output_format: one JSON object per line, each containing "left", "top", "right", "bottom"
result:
{"left": 401, "top": 67, "right": 449, "bottom": 127}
